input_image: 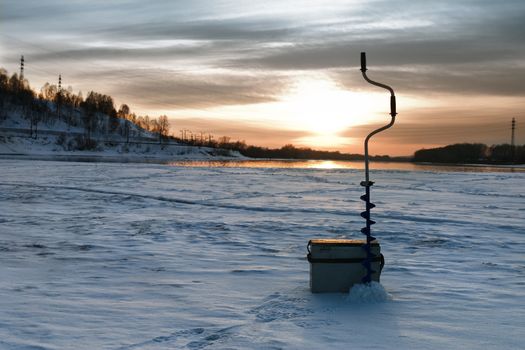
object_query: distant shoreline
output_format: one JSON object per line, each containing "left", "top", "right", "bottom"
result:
{"left": 0, "top": 151, "right": 244, "bottom": 164}
{"left": 414, "top": 161, "right": 525, "bottom": 168}
{"left": 3, "top": 154, "right": 524, "bottom": 173}
{"left": 2, "top": 150, "right": 524, "bottom": 168}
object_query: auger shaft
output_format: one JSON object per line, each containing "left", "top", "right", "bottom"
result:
{"left": 359, "top": 52, "right": 397, "bottom": 283}
{"left": 360, "top": 181, "right": 376, "bottom": 283}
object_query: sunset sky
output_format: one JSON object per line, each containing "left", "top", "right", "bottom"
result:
{"left": 1, "top": 0, "right": 524, "bottom": 155}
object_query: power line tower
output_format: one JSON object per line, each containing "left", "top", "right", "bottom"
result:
{"left": 20, "top": 55, "right": 24, "bottom": 80}
{"left": 511, "top": 117, "right": 516, "bottom": 163}
{"left": 57, "top": 74, "right": 62, "bottom": 119}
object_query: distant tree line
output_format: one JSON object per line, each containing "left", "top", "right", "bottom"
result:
{"left": 214, "top": 140, "right": 399, "bottom": 161}
{"left": 414, "top": 143, "right": 525, "bottom": 164}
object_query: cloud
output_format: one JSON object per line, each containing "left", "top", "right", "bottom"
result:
{"left": 26, "top": 43, "right": 220, "bottom": 63}
{"left": 229, "top": 36, "right": 524, "bottom": 70}
{"left": 70, "top": 68, "right": 290, "bottom": 109}
{"left": 330, "top": 62, "right": 525, "bottom": 97}
{"left": 341, "top": 114, "right": 520, "bottom": 146}
{"left": 93, "top": 18, "right": 293, "bottom": 42}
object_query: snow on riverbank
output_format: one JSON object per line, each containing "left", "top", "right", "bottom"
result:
{"left": 0, "top": 159, "right": 524, "bottom": 349}
{"left": 0, "top": 132, "right": 244, "bottom": 161}
{"left": 0, "top": 105, "right": 244, "bottom": 161}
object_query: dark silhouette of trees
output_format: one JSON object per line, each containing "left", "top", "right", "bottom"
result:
{"left": 1, "top": 69, "right": 37, "bottom": 129}
{"left": 118, "top": 104, "right": 130, "bottom": 119}
{"left": 40, "top": 82, "right": 57, "bottom": 100}
{"left": 80, "top": 91, "right": 118, "bottom": 137}
{"left": 489, "top": 144, "right": 525, "bottom": 163}
{"left": 81, "top": 91, "right": 116, "bottom": 117}
{"left": 413, "top": 143, "right": 524, "bottom": 164}
{"left": 220, "top": 142, "right": 372, "bottom": 161}
{"left": 157, "top": 115, "right": 169, "bottom": 143}
{"left": 118, "top": 105, "right": 132, "bottom": 142}
{"left": 0, "top": 69, "right": 9, "bottom": 119}
{"left": 4, "top": 72, "right": 34, "bottom": 107}
{"left": 414, "top": 143, "right": 487, "bottom": 163}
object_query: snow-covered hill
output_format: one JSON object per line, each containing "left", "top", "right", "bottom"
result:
{"left": 0, "top": 102, "right": 243, "bottom": 161}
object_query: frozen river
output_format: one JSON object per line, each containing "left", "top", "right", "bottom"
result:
{"left": 0, "top": 159, "right": 524, "bottom": 349}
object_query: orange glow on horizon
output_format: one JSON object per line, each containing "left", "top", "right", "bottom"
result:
{"left": 149, "top": 74, "right": 427, "bottom": 155}
{"left": 129, "top": 75, "right": 520, "bottom": 157}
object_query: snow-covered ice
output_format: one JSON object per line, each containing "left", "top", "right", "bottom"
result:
{"left": 0, "top": 159, "right": 524, "bottom": 349}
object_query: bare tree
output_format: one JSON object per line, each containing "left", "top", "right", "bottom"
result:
{"left": 157, "top": 115, "right": 170, "bottom": 144}
{"left": 118, "top": 104, "right": 130, "bottom": 119}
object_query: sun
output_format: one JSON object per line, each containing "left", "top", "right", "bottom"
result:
{"left": 286, "top": 78, "right": 353, "bottom": 133}
{"left": 278, "top": 75, "right": 387, "bottom": 147}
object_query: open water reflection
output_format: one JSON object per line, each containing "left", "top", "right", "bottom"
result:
{"left": 168, "top": 159, "right": 525, "bottom": 173}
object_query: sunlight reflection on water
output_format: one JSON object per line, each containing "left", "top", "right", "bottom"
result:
{"left": 167, "top": 159, "right": 525, "bottom": 172}
{"left": 2, "top": 154, "right": 522, "bottom": 172}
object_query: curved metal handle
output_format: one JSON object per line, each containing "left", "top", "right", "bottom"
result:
{"left": 360, "top": 52, "right": 397, "bottom": 182}
{"left": 361, "top": 52, "right": 396, "bottom": 117}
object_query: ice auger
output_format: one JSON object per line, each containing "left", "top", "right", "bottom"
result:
{"left": 359, "top": 52, "right": 397, "bottom": 283}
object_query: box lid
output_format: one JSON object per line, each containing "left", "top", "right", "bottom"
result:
{"left": 308, "top": 239, "right": 379, "bottom": 246}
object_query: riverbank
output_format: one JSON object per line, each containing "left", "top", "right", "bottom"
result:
{"left": 0, "top": 132, "right": 245, "bottom": 162}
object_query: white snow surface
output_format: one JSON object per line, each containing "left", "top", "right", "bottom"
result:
{"left": 0, "top": 107, "right": 244, "bottom": 161}
{"left": 0, "top": 132, "right": 243, "bottom": 161}
{"left": 0, "top": 159, "right": 524, "bottom": 349}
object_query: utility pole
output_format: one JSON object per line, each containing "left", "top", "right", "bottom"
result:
{"left": 20, "top": 55, "right": 24, "bottom": 80}
{"left": 180, "top": 129, "right": 192, "bottom": 143}
{"left": 511, "top": 117, "right": 516, "bottom": 163}
{"left": 19, "top": 55, "right": 30, "bottom": 134}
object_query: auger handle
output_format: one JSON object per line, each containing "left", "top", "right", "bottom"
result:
{"left": 361, "top": 52, "right": 367, "bottom": 72}
{"left": 391, "top": 95, "right": 396, "bottom": 117}
{"left": 360, "top": 52, "right": 397, "bottom": 182}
